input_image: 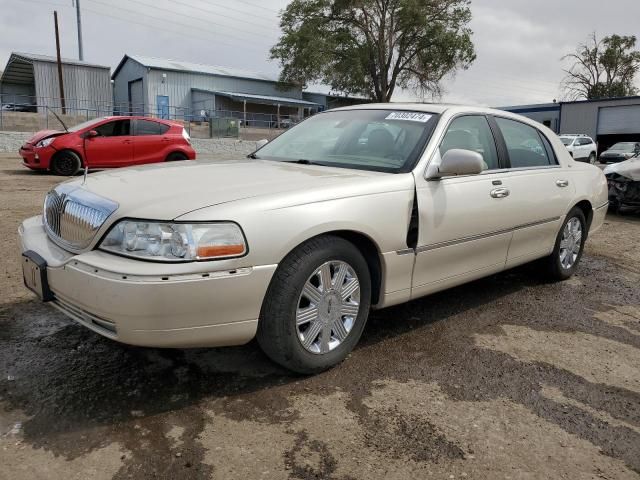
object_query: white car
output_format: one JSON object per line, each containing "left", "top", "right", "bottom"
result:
{"left": 559, "top": 134, "right": 597, "bottom": 163}
{"left": 19, "top": 104, "right": 608, "bottom": 373}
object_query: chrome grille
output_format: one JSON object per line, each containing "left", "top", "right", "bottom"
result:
{"left": 43, "top": 185, "right": 118, "bottom": 251}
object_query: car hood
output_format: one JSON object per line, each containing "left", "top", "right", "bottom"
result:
{"left": 62, "top": 159, "right": 395, "bottom": 219}
{"left": 602, "top": 149, "right": 631, "bottom": 155}
{"left": 603, "top": 157, "right": 640, "bottom": 181}
{"left": 26, "top": 129, "right": 66, "bottom": 145}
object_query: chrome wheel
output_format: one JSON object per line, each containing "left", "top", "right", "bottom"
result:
{"left": 559, "top": 217, "right": 582, "bottom": 269}
{"left": 296, "top": 260, "right": 360, "bottom": 354}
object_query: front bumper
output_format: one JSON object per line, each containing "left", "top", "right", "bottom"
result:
{"left": 19, "top": 145, "right": 55, "bottom": 169}
{"left": 18, "top": 216, "right": 277, "bottom": 348}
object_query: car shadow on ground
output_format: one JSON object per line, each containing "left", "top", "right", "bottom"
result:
{"left": 1, "top": 255, "right": 639, "bottom": 475}
{"left": 2, "top": 168, "right": 51, "bottom": 176}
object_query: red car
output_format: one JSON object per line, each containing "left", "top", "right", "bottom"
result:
{"left": 19, "top": 116, "right": 196, "bottom": 175}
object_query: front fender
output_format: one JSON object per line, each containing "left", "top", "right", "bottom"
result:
{"left": 179, "top": 188, "right": 416, "bottom": 268}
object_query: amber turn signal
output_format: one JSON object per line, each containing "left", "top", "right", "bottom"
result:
{"left": 197, "top": 244, "right": 245, "bottom": 258}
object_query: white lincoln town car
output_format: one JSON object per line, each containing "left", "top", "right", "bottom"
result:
{"left": 19, "top": 104, "right": 608, "bottom": 373}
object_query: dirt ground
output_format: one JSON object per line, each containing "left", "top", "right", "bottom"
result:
{"left": 1, "top": 153, "right": 639, "bottom": 480}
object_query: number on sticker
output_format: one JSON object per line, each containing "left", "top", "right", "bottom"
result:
{"left": 385, "top": 112, "right": 432, "bottom": 123}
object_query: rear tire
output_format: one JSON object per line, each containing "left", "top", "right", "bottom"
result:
{"left": 543, "top": 208, "right": 587, "bottom": 281}
{"left": 166, "top": 152, "right": 188, "bottom": 161}
{"left": 588, "top": 152, "right": 596, "bottom": 164}
{"left": 50, "top": 150, "right": 81, "bottom": 176}
{"left": 257, "top": 235, "right": 371, "bottom": 374}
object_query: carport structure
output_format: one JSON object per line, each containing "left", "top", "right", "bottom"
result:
{"left": 0, "top": 52, "right": 112, "bottom": 112}
{"left": 191, "top": 88, "right": 321, "bottom": 127}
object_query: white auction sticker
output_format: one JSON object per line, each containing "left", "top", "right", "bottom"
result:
{"left": 385, "top": 112, "right": 432, "bottom": 122}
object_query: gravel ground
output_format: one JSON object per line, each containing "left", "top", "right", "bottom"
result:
{"left": 0, "top": 153, "right": 639, "bottom": 480}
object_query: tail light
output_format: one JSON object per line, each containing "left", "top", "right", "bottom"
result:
{"left": 181, "top": 128, "right": 191, "bottom": 145}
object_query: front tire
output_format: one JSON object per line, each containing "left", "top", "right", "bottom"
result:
{"left": 588, "top": 152, "right": 596, "bottom": 164}
{"left": 257, "top": 235, "right": 371, "bottom": 374}
{"left": 543, "top": 208, "right": 587, "bottom": 280}
{"left": 50, "top": 150, "right": 81, "bottom": 176}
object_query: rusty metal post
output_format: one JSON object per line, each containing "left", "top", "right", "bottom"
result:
{"left": 54, "top": 11, "right": 66, "bottom": 115}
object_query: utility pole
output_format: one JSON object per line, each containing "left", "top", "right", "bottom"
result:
{"left": 54, "top": 11, "right": 66, "bottom": 114}
{"left": 75, "top": 0, "right": 84, "bottom": 61}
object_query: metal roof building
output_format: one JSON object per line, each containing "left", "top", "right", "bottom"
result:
{"left": 498, "top": 102, "right": 561, "bottom": 133}
{"left": 498, "top": 96, "right": 640, "bottom": 154}
{"left": 112, "top": 54, "right": 321, "bottom": 125}
{"left": 0, "top": 52, "right": 112, "bottom": 112}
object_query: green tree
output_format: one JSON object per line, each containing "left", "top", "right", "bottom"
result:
{"left": 271, "top": 0, "right": 476, "bottom": 102}
{"left": 562, "top": 33, "right": 640, "bottom": 100}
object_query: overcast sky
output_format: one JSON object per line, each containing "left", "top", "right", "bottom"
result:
{"left": 2, "top": 0, "right": 639, "bottom": 106}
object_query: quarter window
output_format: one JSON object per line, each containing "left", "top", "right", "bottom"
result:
{"left": 439, "top": 115, "right": 499, "bottom": 170}
{"left": 495, "top": 117, "right": 553, "bottom": 168}
{"left": 135, "top": 119, "right": 170, "bottom": 136}
{"left": 94, "top": 120, "right": 130, "bottom": 137}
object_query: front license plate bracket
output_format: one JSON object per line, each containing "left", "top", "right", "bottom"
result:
{"left": 22, "top": 250, "right": 53, "bottom": 302}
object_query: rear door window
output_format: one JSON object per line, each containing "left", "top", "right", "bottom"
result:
{"left": 135, "top": 119, "right": 170, "bottom": 136}
{"left": 495, "top": 117, "right": 553, "bottom": 168}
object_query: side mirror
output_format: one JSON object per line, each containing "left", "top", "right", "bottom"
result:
{"left": 431, "top": 149, "right": 484, "bottom": 178}
{"left": 83, "top": 130, "right": 98, "bottom": 139}
{"left": 255, "top": 139, "right": 269, "bottom": 149}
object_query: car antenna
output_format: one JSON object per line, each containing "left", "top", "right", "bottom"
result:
{"left": 45, "top": 105, "right": 68, "bottom": 132}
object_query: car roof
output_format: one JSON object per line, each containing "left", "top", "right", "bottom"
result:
{"left": 330, "top": 103, "right": 456, "bottom": 114}
{"left": 329, "top": 102, "right": 543, "bottom": 118}
{"left": 99, "top": 116, "right": 177, "bottom": 125}
{"left": 328, "top": 102, "right": 559, "bottom": 128}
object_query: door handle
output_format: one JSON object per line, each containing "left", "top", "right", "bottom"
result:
{"left": 490, "top": 187, "right": 510, "bottom": 198}
{"left": 161, "top": 136, "right": 172, "bottom": 142}
{"left": 556, "top": 179, "right": 569, "bottom": 188}
{"left": 122, "top": 139, "right": 132, "bottom": 144}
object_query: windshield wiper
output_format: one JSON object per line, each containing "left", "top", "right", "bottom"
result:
{"left": 247, "top": 153, "right": 259, "bottom": 159}
{"left": 286, "top": 159, "right": 317, "bottom": 165}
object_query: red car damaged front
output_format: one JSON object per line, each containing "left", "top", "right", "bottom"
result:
{"left": 18, "top": 116, "right": 196, "bottom": 175}
{"left": 19, "top": 129, "right": 67, "bottom": 169}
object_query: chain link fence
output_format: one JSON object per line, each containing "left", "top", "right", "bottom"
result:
{"left": 0, "top": 93, "right": 299, "bottom": 140}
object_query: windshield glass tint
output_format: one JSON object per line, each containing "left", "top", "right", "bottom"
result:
{"left": 68, "top": 117, "right": 109, "bottom": 132}
{"left": 255, "top": 109, "right": 437, "bottom": 173}
{"left": 611, "top": 142, "right": 635, "bottom": 151}
{"left": 559, "top": 137, "right": 574, "bottom": 146}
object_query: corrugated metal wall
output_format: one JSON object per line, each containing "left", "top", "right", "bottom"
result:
{"left": 0, "top": 82, "right": 34, "bottom": 98}
{"left": 301, "top": 92, "right": 329, "bottom": 109}
{"left": 32, "top": 60, "right": 112, "bottom": 112}
{"left": 112, "top": 59, "right": 147, "bottom": 113}
{"left": 560, "top": 97, "right": 640, "bottom": 138}
{"left": 144, "top": 64, "right": 302, "bottom": 112}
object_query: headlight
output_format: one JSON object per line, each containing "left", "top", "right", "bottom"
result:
{"left": 99, "top": 220, "right": 247, "bottom": 262}
{"left": 36, "top": 137, "right": 55, "bottom": 148}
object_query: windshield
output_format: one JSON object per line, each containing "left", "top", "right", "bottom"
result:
{"left": 610, "top": 142, "right": 636, "bottom": 152}
{"left": 254, "top": 109, "right": 438, "bottom": 173}
{"left": 67, "top": 117, "right": 109, "bottom": 132}
{"left": 559, "top": 137, "right": 574, "bottom": 146}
